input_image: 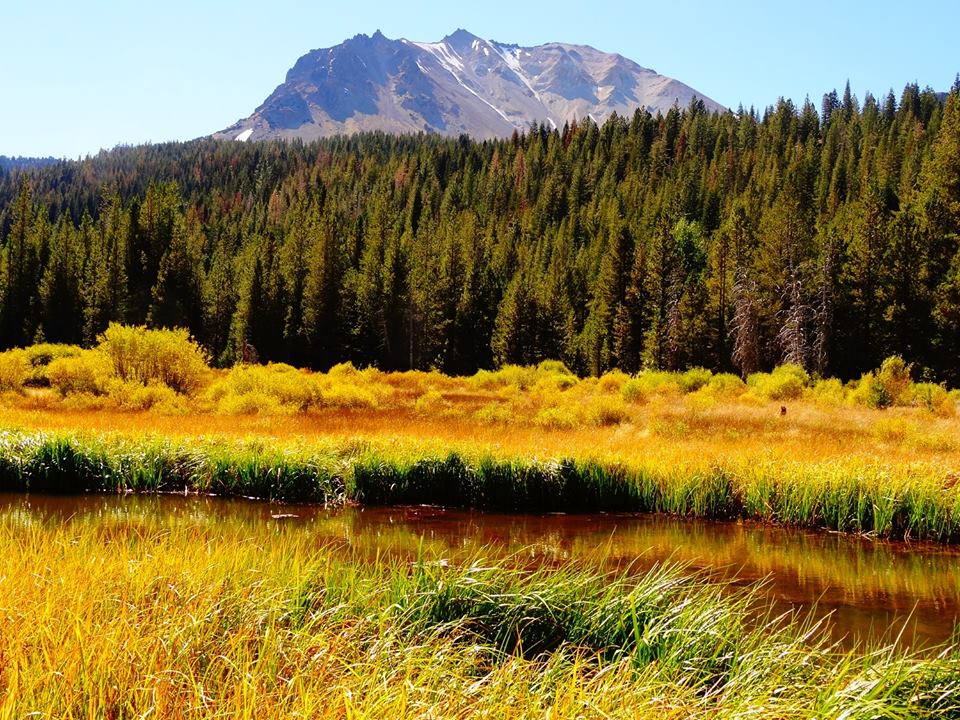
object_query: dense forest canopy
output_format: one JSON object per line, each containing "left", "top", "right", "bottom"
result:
{"left": 1, "top": 80, "right": 959, "bottom": 382}
{"left": 0, "top": 156, "right": 59, "bottom": 172}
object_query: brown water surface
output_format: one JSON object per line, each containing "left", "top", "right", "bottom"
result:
{"left": 2, "top": 493, "right": 958, "bottom": 648}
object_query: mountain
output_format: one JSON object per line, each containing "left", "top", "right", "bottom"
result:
{"left": 215, "top": 29, "right": 725, "bottom": 142}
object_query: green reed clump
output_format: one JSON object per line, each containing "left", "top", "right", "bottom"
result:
{"left": 395, "top": 560, "right": 749, "bottom": 675}
{"left": 740, "top": 462, "right": 960, "bottom": 541}
{"left": 3, "top": 507, "right": 960, "bottom": 719}
{"left": 1, "top": 429, "right": 958, "bottom": 541}
{"left": 351, "top": 454, "right": 646, "bottom": 511}
{"left": 0, "top": 431, "right": 344, "bottom": 503}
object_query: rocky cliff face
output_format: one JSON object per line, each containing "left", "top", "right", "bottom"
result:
{"left": 216, "top": 29, "right": 725, "bottom": 141}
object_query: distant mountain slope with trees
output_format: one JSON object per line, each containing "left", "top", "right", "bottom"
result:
{"left": 1, "top": 80, "right": 959, "bottom": 382}
{"left": 0, "top": 156, "right": 59, "bottom": 172}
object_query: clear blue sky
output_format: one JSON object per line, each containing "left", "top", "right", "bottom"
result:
{"left": 3, "top": 0, "right": 958, "bottom": 158}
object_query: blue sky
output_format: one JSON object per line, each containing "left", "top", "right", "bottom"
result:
{"left": 3, "top": 0, "right": 958, "bottom": 158}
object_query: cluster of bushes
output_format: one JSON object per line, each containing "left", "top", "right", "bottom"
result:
{"left": 0, "top": 326, "right": 955, "bottom": 420}
{"left": 0, "top": 343, "right": 81, "bottom": 392}
{"left": 470, "top": 360, "right": 578, "bottom": 392}
{"left": 206, "top": 361, "right": 388, "bottom": 415}
{"left": 617, "top": 368, "right": 746, "bottom": 404}
{"left": 468, "top": 361, "right": 629, "bottom": 429}
{"left": 0, "top": 325, "right": 208, "bottom": 413}
{"left": 468, "top": 356, "right": 957, "bottom": 429}
{"left": 602, "top": 359, "right": 957, "bottom": 415}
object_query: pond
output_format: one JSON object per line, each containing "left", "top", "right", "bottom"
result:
{"left": 3, "top": 493, "right": 958, "bottom": 648}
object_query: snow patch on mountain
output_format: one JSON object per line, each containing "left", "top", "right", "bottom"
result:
{"left": 411, "top": 40, "right": 465, "bottom": 74}
{"left": 215, "top": 30, "right": 725, "bottom": 142}
{"left": 491, "top": 43, "right": 541, "bottom": 102}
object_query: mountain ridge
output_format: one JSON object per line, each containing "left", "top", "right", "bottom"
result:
{"left": 215, "top": 29, "right": 725, "bottom": 141}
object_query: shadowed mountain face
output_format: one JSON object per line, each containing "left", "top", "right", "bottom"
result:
{"left": 215, "top": 29, "right": 725, "bottom": 141}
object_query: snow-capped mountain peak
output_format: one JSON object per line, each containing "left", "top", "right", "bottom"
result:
{"left": 216, "top": 29, "right": 724, "bottom": 142}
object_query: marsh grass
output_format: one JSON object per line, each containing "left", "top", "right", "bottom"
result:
{"left": 1, "top": 430, "right": 958, "bottom": 541}
{"left": 0, "top": 509, "right": 959, "bottom": 718}
{"left": 0, "top": 330, "right": 959, "bottom": 540}
{"left": 0, "top": 432, "right": 345, "bottom": 503}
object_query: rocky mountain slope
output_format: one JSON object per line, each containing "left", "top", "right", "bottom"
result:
{"left": 216, "top": 29, "right": 724, "bottom": 141}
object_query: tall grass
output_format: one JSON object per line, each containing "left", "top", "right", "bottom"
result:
{"left": 0, "top": 431, "right": 345, "bottom": 503}
{"left": 1, "top": 430, "right": 958, "bottom": 541}
{"left": 0, "top": 509, "right": 958, "bottom": 718}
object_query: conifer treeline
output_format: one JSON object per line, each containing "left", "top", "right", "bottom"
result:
{"left": 1, "top": 82, "right": 959, "bottom": 381}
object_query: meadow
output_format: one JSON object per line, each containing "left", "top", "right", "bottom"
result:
{"left": 2, "top": 325, "right": 960, "bottom": 716}
{"left": 1, "top": 325, "right": 959, "bottom": 540}
{"left": 1, "top": 504, "right": 960, "bottom": 718}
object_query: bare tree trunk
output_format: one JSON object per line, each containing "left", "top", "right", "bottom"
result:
{"left": 777, "top": 265, "right": 813, "bottom": 369}
{"left": 730, "top": 268, "right": 760, "bottom": 376}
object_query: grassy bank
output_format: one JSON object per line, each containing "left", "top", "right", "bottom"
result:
{"left": 0, "top": 507, "right": 958, "bottom": 718}
{"left": 1, "top": 430, "right": 959, "bottom": 541}
{"left": 1, "top": 326, "right": 959, "bottom": 540}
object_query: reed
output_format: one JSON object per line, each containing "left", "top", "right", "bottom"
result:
{"left": 0, "top": 508, "right": 958, "bottom": 718}
{"left": 0, "top": 431, "right": 345, "bottom": 504}
{"left": 1, "top": 429, "right": 958, "bottom": 541}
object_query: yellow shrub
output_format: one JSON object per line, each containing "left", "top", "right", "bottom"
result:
{"left": 414, "top": 389, "right": 446, "bottom": 415}
{"left": 850, "top": 357, "right": 915, "bottom": 409}
{"left": 208, "top": 362, "right": 391, "bottom": 413}
{"left": 469, "top": 368, "right": 499, "bottom": 389}
{"left": 678, "top": 367, "right": 712, "bottom": 393}
{"left": 380, "top": 369, "right": 446, "bottom": 397}
{"left": 492, "top": 365, "right": 539, "bottom": 390}
{"left": 533, "top": 374, "right": 576, "bottom": 395}
{"left": 474, "top": 403, "right": 512, "bottom": 424}
{"left": 472, "top": 363, "right": 577, "bottom": 391}
{"left": 359, "top": 366, "right": 384, "bottom": 382}
{"left": 98, "top": 324, "right": 209, "bottom": 394}
{"left": 912, "top": 383, "right": 954, "bottom": 416}
{"left": 533, "top": 406, "right": 580, "bottom": 430}
{"left": 747, "top": 364, "right": 809, "bottom": 400}
{"left": 586, "top": 398, "right": 629, "bottom": 426}
{"left": 848, "top": 373, "right": 877, "bottom": 408}
{"left": 621, "top": 370, "right": 679, "bottom": 403}
{"left": 0, "top": 350, "right": 27, "bottom": 392}
{"left": 701, "top": 373, "right": 747, "bottom": 399}
{"left": 537, "top": 359, "right": 574, "bottom": 376}
{"left": 316, "top": 383, "right": 380, "bottom": 410}
{"left": 737, "top": 390, "right": 768, "bottom": 407}
{"left": 47, "top": 350, "right": 112, "bottom": 396}
{"left": 686, "top": 391, "right": 717, "bottom": 412}
{"left": 328, "top": 361, "right": 359, "bottom": 377}
{"left": 597, "top": 369, "right": 629, "bottom": 392}
{"left": 209, "top": 364, "right": 318, "bottom": 412}
{"left": 875, "top": 356, "right": 912, "bottom": 406}
{"left": 621, "top": 377, "right": 647, "bottom": 404}
{"left": 21, "top": 343, "right": 82, "bottom": 386}
{"left": 217, "top": 390, "right": 287, "bottom": 415}
{"left": 810, "top": 378, "right": 847, "bottom": 405}
{"left": 107, "top": 379, "right": 188, "bottom": 413}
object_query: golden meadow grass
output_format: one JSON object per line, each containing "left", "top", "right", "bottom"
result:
{"left": 2, "top": 506, "right": 960, "bottom": 719}
{"left": 2, "top": 327, "right": 960, "bottom": 716}
{"left": 1, "top": 325, "right": 959, "bottom": 539}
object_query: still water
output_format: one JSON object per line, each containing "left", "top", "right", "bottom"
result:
{"left": 2, "top": 493, "right": 958, "bottom": 648}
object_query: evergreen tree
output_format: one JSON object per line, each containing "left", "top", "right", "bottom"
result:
{"left": 0, "top": 85, "right": 956, "bottom": 381}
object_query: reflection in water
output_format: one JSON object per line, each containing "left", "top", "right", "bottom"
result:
{"left": 2, "top": 493, "right": 958, "bottom": 648}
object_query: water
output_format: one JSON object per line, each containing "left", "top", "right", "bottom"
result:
{"left": 2, "top": 493, "right": 958, "bottom": 648}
